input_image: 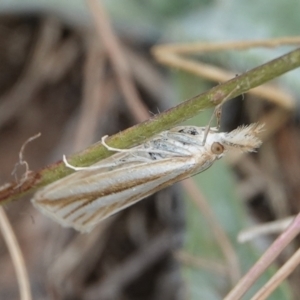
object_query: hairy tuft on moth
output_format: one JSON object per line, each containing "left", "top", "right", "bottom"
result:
{"left": 32, "top": 123, "right": 264, "bottom": 232}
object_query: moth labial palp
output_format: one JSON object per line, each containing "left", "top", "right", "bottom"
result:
{"left": 31, "top": 123, "right": 263, "bottom": 232}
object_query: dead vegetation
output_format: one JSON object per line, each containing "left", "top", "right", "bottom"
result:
{"left": 1, "top": 2, "right": 300, "bottom": 300}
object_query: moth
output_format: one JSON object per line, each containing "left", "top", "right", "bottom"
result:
{"left": 32, "top": 123, "right": 263, "bottom": 232}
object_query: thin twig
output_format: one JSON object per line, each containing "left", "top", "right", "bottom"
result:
{"left": 182, "top": 179, "right": 241, "bottom": 285}
{"left": 1, "top": 45, "right": 300, "bottom": 205}
{"left": 224, "top": 213, "right": 300, "bottom": 300}
{"left": 86, "top": 0, "right": 149, "bottom": 122}
{"left": 238, "top": 216, "right": 295, "bottom": 243}
{"left": 153, "top": 36, "right": 300, "bottom": 54}
{"left": 251, "top": 246, "right": 300, "bottom": 300}
{"left": 0, "top": 208, "right": 31, "bottom": 300}
{"left": 175, "top": 250, "right": 227, "bottom": 275}
{"left": 0, "top": 17, "right": 76, "bottom": 126}
{"left": 73, "top": 38, "right": 106, "bottom": 151}
{"left": 152, "top": 53, "right": 295, "bottom": 110}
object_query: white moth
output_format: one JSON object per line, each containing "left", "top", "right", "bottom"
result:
{"left": 32, "top": 124, "right": 263, "bottom": 232}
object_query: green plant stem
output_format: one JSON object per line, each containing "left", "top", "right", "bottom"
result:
{"left": 1, "top": 47, "right": 300, "bottom": 205}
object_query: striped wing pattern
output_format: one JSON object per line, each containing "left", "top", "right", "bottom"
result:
{"left": 32, "top": 124, "right": 263, "bottom": 232}
{"left": 33, "top": 157, "right": 196, "bottom": 232}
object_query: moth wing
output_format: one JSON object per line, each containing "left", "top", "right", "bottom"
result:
{"left": 32, "top": 156, "right": 195, "bottom": 232}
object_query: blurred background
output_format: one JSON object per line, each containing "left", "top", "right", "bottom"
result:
{"left": 0, "top": 0, "right": 300, "bottom": 299}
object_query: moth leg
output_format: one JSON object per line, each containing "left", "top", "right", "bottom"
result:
{"left": 102, "top": 135, "right": 185, "bottom": 157}
{"left": 63, "top": 155, "right": 90, "bottom": 171}
{"left": 201, "top": 105, "right": 221, "bottom": 146}
{"left": 101, "top": 135, "right": 132, "bottom": 153}
{"left": 62, "top": 155, "right": 111, "bottom": 171}
{"left": 202, "top": 86, "right": 239, "bottom": 145}
{"left": 215, "top": 105, "right": 222, "bottom": 129}
{"left": 101, "top": 135, "right": 172, "bottom": 157}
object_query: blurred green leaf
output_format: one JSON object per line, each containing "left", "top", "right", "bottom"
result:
{"left": 182, "top": 158, "right": 292, "bottom": 299}
{"left": 174, "top": 74, "right": 293, "bottom": 299}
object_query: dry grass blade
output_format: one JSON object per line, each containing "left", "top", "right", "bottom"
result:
{"left": 152, "top": 38, "right": 300, "bottom": 111}
{"left": 153, "top": 37, "right": 300, "bottom": 54}
{"left": 1, "top": 9, "right": 300, "bottom": 299}
{"left": 0, "top": 208, "right": 31, "bottom": 300}
{"left": 73, "top": 38, "right": 107, "bottom": 151}
{"left": 182, "top": 179, "right": 241, "bottom": 285}
{"left": 238, "top": 216, "right": 295, "bottom": 243}
{"left": 251, "top": 247, "right": 300, "bottom": 300}
{"left": 86, "top": 0, "right": 149, "bottom": 122}
{"left": 224, "top": 213, "right": 300, "bottom": 300}
{"left": 175, "top": 251, "right": 227, "bottom": 275}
